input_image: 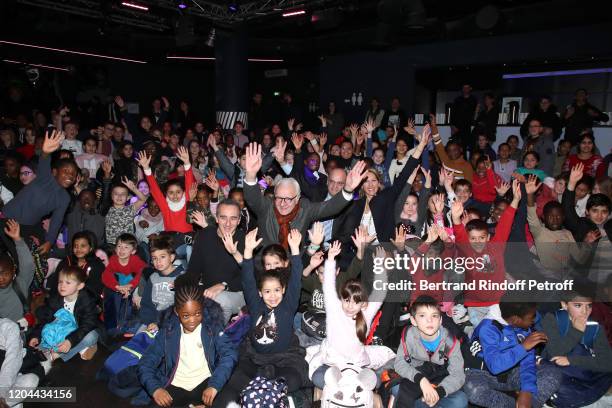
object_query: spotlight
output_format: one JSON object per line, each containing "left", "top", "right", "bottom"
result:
{"left": 177, "top": 0, "right": 188, "bottom": 10}
{"left": 205, "top": 28, "right": 216, "bottom": 47}
{"left": 121, "top": 1, "right": 149, "bottom": 11}
{"left": 228, "top": 3, "right": 239, "bottom": 13}
{"left": 282, "top": 9, "right": 306, "bottom": 17}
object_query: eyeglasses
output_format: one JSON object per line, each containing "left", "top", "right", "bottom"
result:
{"left": 275, "top": 195, "right": 297, "bottom": 204}
{"left": 20, "top": 171, "right": 33, "bottom": 176}
{"left": 328, "top": 180, "right": 345, "bottom": 187}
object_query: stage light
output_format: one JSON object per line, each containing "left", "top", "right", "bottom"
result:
{"left": 228, "top": 3, "right": 239, "bottom": 13}
{"left": 121, "top": 2, "right": 149, "bottom": 11}
{"left": 503, "top": 67, "right": 612, "bottom": 80}
{"left": 166, "top": 56, "right": 284, "bottom": 63}
{"left": 3, "top": 59, "right": 71, "bottom": 72}
{"left": 0, "top": 40, "right": 147, "bottom": 64}
{"left": 177, "top": 0, "right": 188, "bottom": 9}
{"left": 205, "top": 28, "right": 216, "bottom": 47}
{"left": 282, "top": 10, "right": 306, "bottom": 17}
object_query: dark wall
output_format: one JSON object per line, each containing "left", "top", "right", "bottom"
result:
{"left": 107, "top": 62, "right": 215, "bottom": 125}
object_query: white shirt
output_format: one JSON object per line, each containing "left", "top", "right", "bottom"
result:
{"left": 63, "top": 299, "right": 77, "bottom": 314}
{"left": 171, "top": 324, "right": 211, "bottom": 391}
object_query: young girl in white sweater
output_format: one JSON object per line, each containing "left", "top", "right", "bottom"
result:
{"left": 310, "top": 241, "right": 387, "bottom": 388}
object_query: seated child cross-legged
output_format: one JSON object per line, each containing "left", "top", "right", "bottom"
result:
{"left": 137, "top": 235, "right": 186, "bottom": 333}
{"left": 137, "top": 274, "right": 238, "bottom": 408}
{"left": 214, "top": 228, "right": 308, "bottom": 407}
{"left": 542, "top": 286, "right": 612, "bottom": 408}
{"left": 28, "top": 266, "right": 100, "bottom": 362}
{"left": 101, "top": 233, "right": 146, "bottom": 333}
{"left": 392, "top": 295, "right": 467, "bottom": 408}
{"left": 464, "top": 296, "right": 562, "bottom": 408}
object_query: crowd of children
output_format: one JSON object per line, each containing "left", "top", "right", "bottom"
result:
{"left": 1, "top": 92, "right": 612, "bottom": 408}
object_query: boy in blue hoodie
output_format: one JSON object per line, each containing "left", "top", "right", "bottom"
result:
{"left": 138, "top": 235, "right": 185, "bottom": 333}
{"left": 464, "top": 297, "right": 562, "bottom": 408}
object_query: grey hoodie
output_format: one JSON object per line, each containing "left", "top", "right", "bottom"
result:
{"left": 0, "top": 240, "right": 34, "bottom": 322}
{"left": 394, "top": 325, "right": 465, "bottom": 398}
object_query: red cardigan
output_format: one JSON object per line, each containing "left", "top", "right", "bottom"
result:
{"left": 146, "top": 166, "right": 194, "bottom": 233}
{"left": 453, "top": 206, "right": 516, "bottom": 307}
{"left": 101, "top": 254, "right": 146, "bottom": 290}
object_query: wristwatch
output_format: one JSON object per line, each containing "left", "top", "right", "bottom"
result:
{"left": 221, "top": 282, "right": 228, "bottom": 291}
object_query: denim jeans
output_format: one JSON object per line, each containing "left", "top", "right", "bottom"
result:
{"left": 311, "top": 364, "right": 330, "bottom": 389}
{"left": 464, "top": 363, "right": 562, "bottom": 408}
{"left": 390, "top": 385, "right": 468, "bottom": 408}
{"left": 58, "top": 330, "right": 99, "bottom": 362}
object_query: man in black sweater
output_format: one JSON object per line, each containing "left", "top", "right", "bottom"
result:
{"left": 451, "top": 84, "right": 478, "bottom": 153}
{"left": 187, "top": 199, "right": 246, "bottom": 323}
{"left": 563, "top": 88, "right": 610, "bottom": 145}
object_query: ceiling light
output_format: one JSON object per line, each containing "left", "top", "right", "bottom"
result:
{"left": 282, "top": 10, "right": 306, "bottom": 17}
{"left": 177, "top": 0, "right": 188, "bottom": 9}
{"left": 3, "top": 59, "right": 71, "bottom": 72}
{"left": 0, "top": 40, "right": 147, "bottom": 64}
{"left": 228, "top": 3, "right": 239, "bottom": 13}
{"left": 121, "top": 2, "right": 149, "bottom": 11}
{"left": 205, "top": 28, "right": 216, "bottom": 47}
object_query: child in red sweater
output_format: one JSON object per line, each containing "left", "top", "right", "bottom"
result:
{"left": 101, "top": 233, "right": 146, "bottom": 334}
{"left": 450, "top": 180, "right": 521, "bottom": 327}
{"left": 471, "top": 156, "right": 502, "bottom": 204}
{"left": 137, "top": 146, "right": 194, "bottom": 234}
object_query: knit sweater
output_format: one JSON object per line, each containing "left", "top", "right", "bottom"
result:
{"left": 472, "top": 168, "right": 501, "bottom": 204}
{"left": 0, "top": 240, "right": 34, "bottom": 322}
{"left": 101, "top": 254, "right": 146, "bottom": 290}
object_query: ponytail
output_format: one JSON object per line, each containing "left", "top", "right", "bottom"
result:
{"left": 354, "top": 310, "right": 367, "bottom": 344}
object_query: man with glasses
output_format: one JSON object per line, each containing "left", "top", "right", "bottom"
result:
{"left": 243, "top": 143, "right": 367, "bottom": 249}
{"left": 522, "top": 118, "right": 555, "bottom": 176}
{"left": 187, "top": 199, "right": 246, "bottom": 323}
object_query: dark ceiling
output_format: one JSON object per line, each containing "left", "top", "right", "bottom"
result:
{"left": 1, "top": 0, "right": 611, "bottom": 65}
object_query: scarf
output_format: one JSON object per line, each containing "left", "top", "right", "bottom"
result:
{"left": 274, "top": 201, "right": 301, "bottom": 249}
{"left": 303, "top": 166, "right": 318, "bottom": 185}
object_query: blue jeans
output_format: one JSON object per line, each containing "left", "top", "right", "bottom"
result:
{"left": 59, "top": 330, "right": 99, "bottom": 362}
{"left": 175, "top": 243, "right": 192, "bottom": 270}
{"left": 312, "top": 365, "right": 330, "bottom": 389}
{"left": 391, "top": 386, "right": 468, "bottom": 408}
{"left": 464, "top": 363, "right": 562, "bottom": 408}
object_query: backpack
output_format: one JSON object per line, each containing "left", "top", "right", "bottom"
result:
{"left": 102, "top": 330, "right": 157, "bottom": 376}
{"left": 321, "top": 364, "right": 378, "bottom": 408}
{"left": 301, "top": 311, "right": 326, "bottom": 340}
{"left": 240, "top": 376, "right": 288, "bottom": 408}
{"left": 222, "top": 311, "right": 251, "bottom": 346}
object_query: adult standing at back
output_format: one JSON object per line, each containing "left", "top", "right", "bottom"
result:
{"left": 522, "top": 118, "right": 555, "bottom": 176}
{"left": 563, "top": 89, "right": 609, "bottom": 145}
{"left": 450, "top": 84, "right": 478, "bottom": 152}
{"left": 242, "top": 142, "right": 367, "bottom": 249}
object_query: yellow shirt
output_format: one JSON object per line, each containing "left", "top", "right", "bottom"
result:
{"left": 170, "top": 324, "right": 211, "bottom": 391}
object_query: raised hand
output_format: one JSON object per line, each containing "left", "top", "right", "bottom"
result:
{"left": 584, "top": 229, "right": 601, "bottom": 244}
{"left": 288, "top": 229, "right": 302, "bottom": 255}
{"left": 42, "top": 130, "right": 64, "bottom": 155}
{"left": 137, "top": 151, "right": 152, "bottom": 170}
{"left": 422, "top": 168, "right": 432, "bottom": 188}
{"left": 364, "top": 118, "right": 375, "bottom": 135}
{"left": 245, "top": 143, "right": 263, "bottom": 181}
{"left": 176, "top": 145, "right": 190, "bottom": 166}
{"left": 205, "top": 170, "right": 219, "bottom": 192}
{"left": 220, "top": 231, "right": 239, "bottom": 256}
{"left": 188, "top": 183, "right": 197, "bottom": 202}
{"left": 317, "top": 115, "right": 327, "bottom": 127}
{"left": 569, "top": 163, "right": 584, "bottom": 189}
{"left": 192, "top": 211, "right": 208, "bottom": 229}
{"left": 207, "top": 133, "right": 218, "bottom": 151}
{"left": 408, "top": 165, "right": 421, "bottom": 185}
{"left": 349, "top": 123, "right": 359, "bottom": 137}
{"left": 308, "top": 222, "right": 325, "bottom": 246}
{"left": 309, "top": 251, "right": 324, "bottom": 269}
{"left": 121, "top": 176, "right": 136, "bottom": 192}
{"left": 495, "top": 180, "right": 511, "bottom": 196}
{"left": 525, "top": 175, "right": 542, "bottom": 195}
{"left": 291, "top": 132, "right": 304, "bottom": 151}
{"left": 244, "top": 228, "right": 263, "bottom": 254}
{"left": 4, "top": 219, "right": 21, "bottom": 241}
{"left": 450, "top": 199, "right": 464, "bottom": 224}
{"left": 295, "top": 122, "right": 303, "bottom": 132}
{"left": 273, "top": 138, "right": 287, "bottom": 164}
{"left": 327, "top": 240, "right": 341, "bottom": 260}
{"left": 403, "top": 118, "right": 416, "bottom": 136}
{"left": 511, "top": 179, "right": 522, "bottom": 207}
{"left": 391, "top": 225, "right": 407, "bottom": 251}
{"left": 287, "top": 118, "right": 295, "bottom": 131}
{"left": 319, "top": 132, "right": 328, "bottom": 147}
{"left": 114, "top": 95, "right": 125, "bottom": 109}
{"left": 419, "top": 124, "right": 431, "bottom": 148}
{"left": 345, "top": 161, "right": 368, "bottom": 193}
{"left": 432, "top": 193, "right": 446, "bottom": 214}
{"left": 161, "top": 96, "right": 170, "bottom": 110}
{"left": 425, "top": 224, "right": 440, "bottom": 244}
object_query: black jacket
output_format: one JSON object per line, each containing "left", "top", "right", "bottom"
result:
{"left": 31, "top": 288, "right": 100, "bottom": 348}
{"left": 346, "top": 155, "right": 420, "bottom": 243}
{"left": 563, "top": 103, "right": 609, "bottom": 145}
{"left": 283, "top": 150, "right": 328, "bottom": 203}
{"left": 46, "top": 256, "right": 105, "bottom": 300}
{"left": 520, "top": 106, "right": 563, "bottom": 141}
{"left": 451, "top": 95, "right": 478, "bottom": 130}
